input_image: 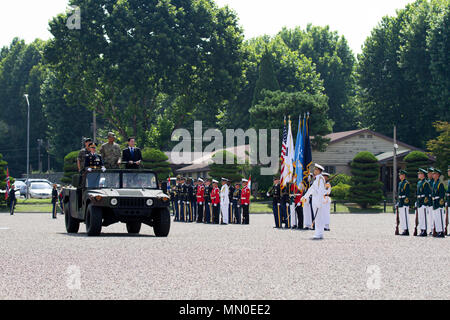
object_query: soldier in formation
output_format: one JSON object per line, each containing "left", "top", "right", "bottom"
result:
{"left": 396, "top": 170, "right": 411, "bottom": 236}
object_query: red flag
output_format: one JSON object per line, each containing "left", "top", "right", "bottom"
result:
{"left": 5, "top": 167, "right": 10, "bottom": 200}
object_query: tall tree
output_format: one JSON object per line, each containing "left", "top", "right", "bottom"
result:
{"left": 45, "top": 0, "right": 246, "bottom": 145}
{"left": 252, "top": 48, "right": 280, "bottom": 106}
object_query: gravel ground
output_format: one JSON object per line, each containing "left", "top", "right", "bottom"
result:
{"left": 0, "top": 211, "right": 449, "bottom": 300}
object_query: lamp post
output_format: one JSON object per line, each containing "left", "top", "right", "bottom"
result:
{"left": 24, "top": 94, "right": 30, "bottom": 198}
{"left": 393, "top": 126, "right": 398, "bottom": 211}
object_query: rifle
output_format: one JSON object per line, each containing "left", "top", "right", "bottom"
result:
{"left": 445, "top": 205, "right": 448, "bottom": 236}
{"left": 395, "top": 205, "right": 400, "bottom": 236}
{"left": 414, "top": 206, "right": 418, "bottom": 236}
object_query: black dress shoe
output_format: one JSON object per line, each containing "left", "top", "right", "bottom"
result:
{"left": 401, "top": 230, "right": 410, "bottom": 236}
{"left": 324, "top": 228, "right": 330, "bottom": 231}
{"left": 437, "top": 232, "right": 445, "bottom": 238}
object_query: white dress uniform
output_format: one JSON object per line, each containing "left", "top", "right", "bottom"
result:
{"left": 303, "top": 196, "right": 312, "bottom": 228}
{"left": 220, "top": 183, "right": 230, "bottom": 224}
{"left": 322, "top": 181, "right": 332, "bottom": 230}
{"left": 303, "top": 172, "right": 326, "bottom": 239}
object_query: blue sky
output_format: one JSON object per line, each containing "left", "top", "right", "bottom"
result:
{"left": 0, "top": 0, "right": 415, "bottom": 54}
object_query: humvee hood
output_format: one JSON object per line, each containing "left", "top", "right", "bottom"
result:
{"left": 88, "top": 189, "right": 167, "bottom": 198}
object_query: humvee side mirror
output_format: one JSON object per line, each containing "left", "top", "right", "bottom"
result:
{"left": 72, "top": 174, "right": 80, "bottom": 188}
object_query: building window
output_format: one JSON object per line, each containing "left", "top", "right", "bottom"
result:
{"left": 359, "top": 134, "right": 365, "bottom": 139}
{"left": 324, "top": 166, "right": 336, "bottom": 174}
{"left": 367, "top": 134, "right": 373, "bottom": 139}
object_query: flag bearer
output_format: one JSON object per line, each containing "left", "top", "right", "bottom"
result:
{"left": 293, "top": 184, "right": 304, "bottom": 229}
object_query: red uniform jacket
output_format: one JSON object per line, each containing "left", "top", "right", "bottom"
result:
{"left": 240, "top": 187, "right": 250, "bottom": 205}
{"left": 196, "top": 185, "right": 205, "bottom": 203}
{"left": 292, "top": 184, "right": 303, "bottom": 205}
{"left": 211, "top": 187, "right": 220, "bottom": 205}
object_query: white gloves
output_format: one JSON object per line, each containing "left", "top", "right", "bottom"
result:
{"left": 87, "top": 168, "right": 92, "bottom": 172}
{"left": 266, "top": 192, "right": 270, "bottom": 197}
{"left": 101, "top": 167, "right": 106, "bottom": 172}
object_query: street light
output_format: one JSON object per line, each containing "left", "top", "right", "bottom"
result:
{"left": 24, "top": 94, "right": 30, "bottom": 199}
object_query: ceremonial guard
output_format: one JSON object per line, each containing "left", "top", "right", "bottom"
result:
{"left": 416, "top": 168, "right": 431, "bottom": 237}
{"left": 303, "top": 173, "right": 314, "bottom": 230}
{"left": 196, "top": 178, "right": 205, "bottom": 223}
{"left": 431, "top": 168, "right": 446, "bottom": 237}
{"left": 192, "top": 178, "right": 198, "bottom": 222}
{"left": 293, "top": 184, "right": 304, "bottom": 229}
{"left": 241, "top": 179, "right": 250, "bottom": 225}
{"left": 211, "top": 180, "right": 220, "bottom": 224}
{"left": 231, "top": 182, "right": 241, "bottom": 224}
{"left": 8, "top": 185, "right": 16, "bottom": 215}
{"left": 281, "top": 184, "right": 291, "bottom": 228}
{"left": 77, "top": 137, "right": 92, "bottom": 172}
{"left": 51, "top": 184, "right": 58, "bottom": 219}
{"left": 396, "top": 170, "right": 410, "bottom": 236}
{"left": 322, "top": 173, "right": 332, "bottom": 231}
{"left": 84, "top": 143, "right": 106, "bottom": 171}
{"left": 301, "top": 164, "right": 327, "bottom": 240}
{"left": 179, "top": 177, "right": 186, "bottom": 222}
{"left": 100, "top": 132, "right": 122, "bottom": 169}
{"left": 173, "top": 177, "right": 181, "bottom": 221}
{"left": 267, "top": 176, "right": 282, "bottom": 228}
{"left": 427, "top": 167, "right": 435, "bottom": 234}
{"left": 288, "top": 183, "right": 297, "bottom": 229}
{"left": 228, "top": 182, "right": 235, "bottom": 224}
{"left": 204, "top": 179, "right": 212, "bottom": 223}
{"left": 220, "top": 178, "right": 230, "bottom": 224}
{"left": 186, "top": 178, "right": 194, "bottom": 222}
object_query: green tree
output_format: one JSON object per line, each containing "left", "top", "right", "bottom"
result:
{"left": 252, "top": 49, "right": 280, "bottom": 106}
{"left": 404, "top": 151, "right": 431, "bottom": 204}
{"left": 349, "top": 151, "right": 384, "bottom": 208}
{"left": 141, "top": 148, "right": 172, "bottom": 181}
{"left": 358, "top": 0, "right": 449, "bottom": 148}
{"left": 278, "top": 25, "right": 358, "bottom": 131}
{"left": 45, "top": 0, "right": 246, "bottom": 145}
{"left": 249, "top": 90, "right": 332, "bottom": 151}
{"left": 62, "top": 151, "right": 79, "bottom": 185}
{"left": 426, "top": 121, "right": 449, "bottom": 177}
{"left": 209, "top": 151, "right": 243, "bottom": 182}
{"left": 0, "top": 38, "right": 48, "bottom": 175}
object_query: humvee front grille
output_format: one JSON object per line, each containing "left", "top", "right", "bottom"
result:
{"left": 118, "top": 197, "right": 146, "bottom": 208}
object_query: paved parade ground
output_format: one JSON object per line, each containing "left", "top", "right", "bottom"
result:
{"left": 0, "top": 211, "right": 449, "bottom": 300}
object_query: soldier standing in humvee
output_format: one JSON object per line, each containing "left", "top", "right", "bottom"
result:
{"left": 100, "top": 132, "right": 122, "bottom": 169}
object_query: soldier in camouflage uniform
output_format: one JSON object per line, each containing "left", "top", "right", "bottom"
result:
{"left": 100, "top": 132, "right": 122, "bottom": 169}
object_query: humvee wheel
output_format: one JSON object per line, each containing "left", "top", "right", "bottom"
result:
{"left": 153, "top": 208, "right": 171, "bottom": 237}
{"left": 65, "top": 203, "right": 80, "bottom": 234}
{"left": 86, "top": 204, "right": 102, "bottom": 236}
{"left": 126, "top": 222, "right": 141, "bottom": 234}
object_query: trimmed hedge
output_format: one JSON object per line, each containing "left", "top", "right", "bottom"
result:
{"left": 331, "top": 183, "right": 351, "bottom": 201}
{"left": 330, "top": 174, "right": 351, "bottom": 187}
{"left": 62, "top": 151, "right": 79, "bottom": 184}
{"left": 142, "top": 148, "right": 172, "bottom": 181}
{"left": 349, "top": 151, "right": 383, "bottom": 208}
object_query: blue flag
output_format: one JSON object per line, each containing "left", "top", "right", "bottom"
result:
{"left": 302, "top": 114, "right": 312, "bottom": 189}
{"left": 293, "top": 116, "right": 304, "bottom": 189}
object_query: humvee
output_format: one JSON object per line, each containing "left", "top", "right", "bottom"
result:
{"left": 62, "top": 169, "right": 171, "bottom": 237}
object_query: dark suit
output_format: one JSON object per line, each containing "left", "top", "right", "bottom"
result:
{"left": 122, "top": 147, "right": 143, "bottom": 169}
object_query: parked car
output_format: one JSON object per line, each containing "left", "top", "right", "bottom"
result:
{"left": 13, "top": 181, "right": 28, "bottom": 197}
{"left": 29, "top": 182, "right": 53, "bottom": 199}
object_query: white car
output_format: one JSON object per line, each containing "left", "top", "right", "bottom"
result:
{"left": 29, "top": 182, "right": 53, "bottom": 199}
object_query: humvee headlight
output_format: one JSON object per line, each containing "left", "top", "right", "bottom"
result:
{"left": 110, "top": 198, "right": 118, "bottom": 206}
{"left": 161, "top": 196, "right": 170, "bottom": 202}
{"left": 146, "top": 199, "right": 154, "bottom": 206}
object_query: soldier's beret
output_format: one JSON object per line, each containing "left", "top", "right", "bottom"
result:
{"left": 399, "top": 170, "right": 407, "bottom": 175}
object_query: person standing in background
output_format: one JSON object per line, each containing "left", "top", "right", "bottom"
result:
{"left": 51, "top": 184, "right": 58, "bottom": 219}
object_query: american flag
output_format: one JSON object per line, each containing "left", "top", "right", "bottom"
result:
{"left": 5, "top": 167, "right": 10, "bottom": 200}
{"left": 280, "top": 117, "right": 287, "bottom": 189}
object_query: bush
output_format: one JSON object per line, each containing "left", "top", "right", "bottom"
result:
{"left": 330, "top": 173, "right": 351, "bottom": 187}
{"left": 209, "top": 151, "right": 243, "bottom": 182}
{"left": 331, "top": 183, "right": 351, "bottom": 201}
{"left": 141, "top": 148, "right": 172, "bottom": 181}
{"left": 62, "top": 151, "right": 79, "bottom": 184}
{"left": 349, "top": 151, "right": 383, "bottom": 208}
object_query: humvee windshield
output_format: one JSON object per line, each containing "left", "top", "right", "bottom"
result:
{"left": 123, "top": 172, "right": 157, "bottom": 189}
{"left": 85, "top": 172, "right": 158, "bottom": 189}
{"left": 86, "top": 172, "right": 120, "bottom": 188}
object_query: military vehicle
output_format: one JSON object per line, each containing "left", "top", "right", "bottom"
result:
{"left": 62, "top": 170, "right": 171, "bottom": 237}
